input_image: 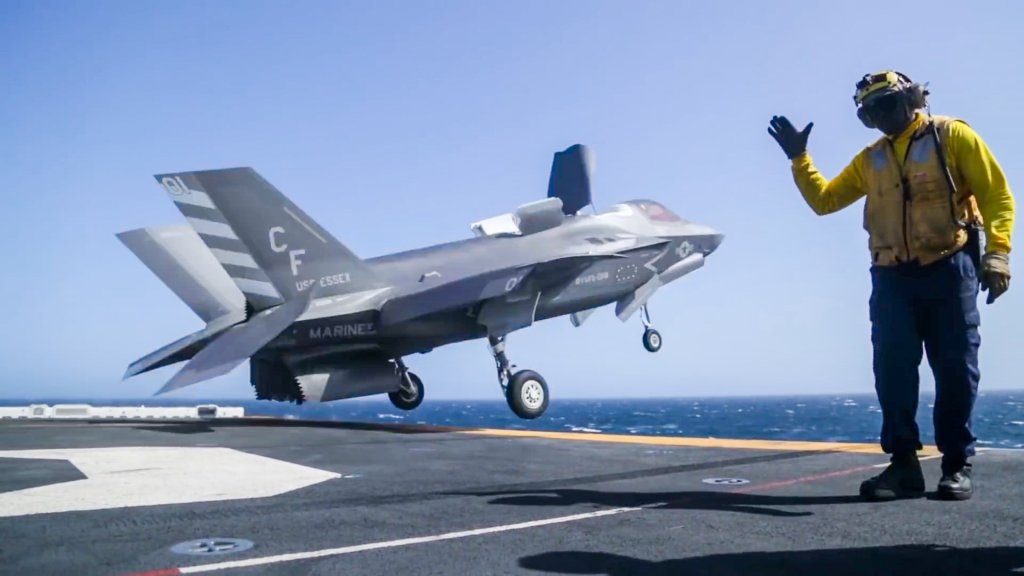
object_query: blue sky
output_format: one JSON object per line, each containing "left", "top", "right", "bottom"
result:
{"left": 1, "top": 0, "right": 1020, "bottom": 400}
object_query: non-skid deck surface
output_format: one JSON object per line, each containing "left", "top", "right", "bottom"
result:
{"left": 1, "top": 419, "right": 1021, "bottom": 575}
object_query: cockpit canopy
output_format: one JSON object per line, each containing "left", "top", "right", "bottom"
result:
{"left": 619, "top": 200, "right": 688, "bottom": 223}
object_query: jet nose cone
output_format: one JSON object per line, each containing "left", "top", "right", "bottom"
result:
{"left": 707, "top": 232, "right": 724, "bottom": 254}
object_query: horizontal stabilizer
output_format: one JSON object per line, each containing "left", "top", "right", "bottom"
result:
{"left": 156, "top": 293, "right": 311, "bottom": 395}
{"left": 123, "top": 311, "right": 245, "bottom": 379}
{"left": 117, "top": 225, "right": 245, "bottom": 323}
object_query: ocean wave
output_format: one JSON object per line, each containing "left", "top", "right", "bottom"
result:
{"left": 15, "top": 392, "right": 1024, "bottom": 447}
{"left": 567, "top": 426, "right": 601, "bottom": 433}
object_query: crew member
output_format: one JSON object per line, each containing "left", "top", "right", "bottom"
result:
{"left": 767, "top": 70, "right": 1015, "bottom": 500}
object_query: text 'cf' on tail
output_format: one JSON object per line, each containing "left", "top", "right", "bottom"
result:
{"left": 155, "top": 168, "right": 386, "bottom": 307}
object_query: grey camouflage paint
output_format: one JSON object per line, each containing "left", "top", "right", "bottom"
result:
{"left": 121, "top": 146, "right": 723, "bottom": 406}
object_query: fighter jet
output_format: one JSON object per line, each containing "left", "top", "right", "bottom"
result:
{"left": 118, "top": 145, "right": 723, "bottom": 419}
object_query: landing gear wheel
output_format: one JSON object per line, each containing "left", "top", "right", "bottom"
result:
{"left": 506, "top": 370, "right": 549, "bottom": 420}
{"left": 642, "top": 328, "right": 662, "bottom": 353}
{"left": 389, "top": 372, "right": 424, "bottom": 411}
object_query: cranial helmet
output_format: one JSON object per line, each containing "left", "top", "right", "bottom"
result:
{"left": 853, "top": 70, "right": 929, "bottom": 128}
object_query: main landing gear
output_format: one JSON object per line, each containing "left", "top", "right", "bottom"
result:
{"left": 640, "top": 305, "right": 662, "bottom": 353}
{"left": 489, "top": 335, "right": 549, "bottom": 420}
{"left": 388, "top": 357, "right": 424, "bottom": 411}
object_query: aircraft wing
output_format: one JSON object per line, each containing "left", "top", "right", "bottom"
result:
{"left": 378, "top": 252, "right": 617, "bottom": 327}
{"left": 379, "top": 266, "right": 536, "bottom": 326}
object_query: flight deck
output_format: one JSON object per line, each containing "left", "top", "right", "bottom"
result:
{"left": 1, "top": 406, "right": 1022, "bottom": 575}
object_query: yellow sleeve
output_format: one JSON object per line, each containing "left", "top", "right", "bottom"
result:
{"left": 789, "top": 151, "right": 866, "bottom": 216}
{"left": 947, "top": 121, "right": 1015, "bottom": 255}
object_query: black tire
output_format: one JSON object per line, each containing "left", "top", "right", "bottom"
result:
{"left": 642, "top": 328, "right": 662, "bottom": 352}
{"left": 389, "top": 372, "right": 424, "bottom": 411}
{"left": 506, "top": 370, "right": 549, "bottom": 419}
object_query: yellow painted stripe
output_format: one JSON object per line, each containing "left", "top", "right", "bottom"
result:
{"left": 239, "top": 415, "right": 942, "bottom": 457}
{"left": 460, "top": 428, "right": 940, "bottom": 456}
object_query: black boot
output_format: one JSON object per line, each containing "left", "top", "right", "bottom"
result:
{"left": 859, "top": 452, "right": 925, "bottom": 501}
{"left": 937, "top": 462, "right": 973, "bottom": 501}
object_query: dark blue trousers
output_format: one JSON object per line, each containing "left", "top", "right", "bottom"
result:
{"left": 869, "top": 249, "right": 981, "bottom": 471}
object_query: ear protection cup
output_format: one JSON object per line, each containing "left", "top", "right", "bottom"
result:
{"left": 904, "top": 83, "right": 929, "bottom": 109}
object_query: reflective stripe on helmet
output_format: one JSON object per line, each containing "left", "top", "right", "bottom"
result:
{"left": 854, "top": 71, "right": 908, "bottom": 106}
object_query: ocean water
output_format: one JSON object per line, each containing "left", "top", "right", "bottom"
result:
{"left": 6, "top": 390, "right": 1024, "bottom": 449}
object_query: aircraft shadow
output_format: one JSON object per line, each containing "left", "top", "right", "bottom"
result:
{"left": 131, "top": 423, "right": 215, "bottom": 434}
{"left": 126, "top": 418, "right": 468, "bottom": 435}
{"left": 517, "top": 546, "right": 1024, "bottom": 576}
{"left": 456, "top": 488, "right": 865, "bottom": 517}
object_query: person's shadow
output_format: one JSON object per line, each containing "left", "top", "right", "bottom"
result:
{"left": 453, "top": 488, "right": 866, "bottom": 517}
{"left": 518, "top": 546, "right": 1024, "bottom": 575}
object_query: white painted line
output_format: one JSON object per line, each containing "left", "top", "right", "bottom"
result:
{"left": 0, "top": 447, "right": 340, "bottom": 517}
{"left": 283, "top": 205, "right": 327, "bottom": 243}
{"left": 187, "top": 218, "right": 238, "bottom": 240}
{"left": 173, "top": 189, "right": 216, "bottom": 209}
{"left": 210, "top": 248, "right": 259, "bottom": 269}
{"left": 872, "top": 454, "right": 942, "bottom": 468}
{"left": 177, "top": 507, "right": 641, "bottom": 573}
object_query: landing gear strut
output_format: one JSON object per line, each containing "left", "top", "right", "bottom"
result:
{"left": 640, "top": 305, "right": 662, "bottom": 353}
{"left": 388, "top": 357, "right": 424, "bottom": 411}
{"left": 489, "top": 335, "right": 549, "bottom": 419}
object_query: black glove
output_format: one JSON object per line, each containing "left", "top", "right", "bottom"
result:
{"left": 768, "top": 115, "right": 813, "bottom": 159}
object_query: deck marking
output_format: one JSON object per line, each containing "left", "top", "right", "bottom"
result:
{"left": 163, "top": 507, "right": 640, "bottom": 573}
{"left": 702, "top": 477, "right": 749, "bottom": 485}
{"left": 872, "top": 454, "right": 942, "bottom": 468}
{"left": 730, "top": 464, "right": 879, "bottom": 493}
{"left": 460, "top": 428, "right": 941, "bottom": 456}
{"left": 120, "top": 451, "right": 934, "bottom": 575}
{"left": 0, "top": 447, "right": 340, "bottom": 517}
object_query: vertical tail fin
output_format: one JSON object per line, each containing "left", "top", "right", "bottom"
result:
{"left": 156, "top": 168, "right": 386, "bottom": 306}
{"left": 154, "top": 174, "right": 285, "bottom": 312}
{"left": 116, "top": 225, "right": 246, "bottom": 323}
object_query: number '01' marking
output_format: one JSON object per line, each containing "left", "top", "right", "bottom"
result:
{"left": 161, "top": 176, "right": 190, "bottom": 196}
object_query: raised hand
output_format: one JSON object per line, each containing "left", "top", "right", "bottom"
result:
{"left": 768, "top": 115, "right": 813, "bottom": 160}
